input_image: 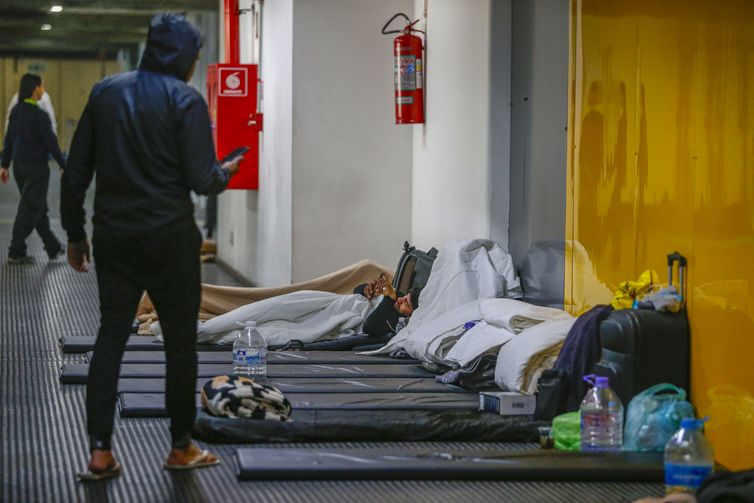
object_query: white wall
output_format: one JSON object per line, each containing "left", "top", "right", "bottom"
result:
{"left": 508, "top": 0, "right": 569, "bottom": 307}
{"left": 217, "top": 0, "right": 293, "bottom": 285}
{"left": 410, "top": 0, "right": 511, "bottom": 251}
{"left": 291, "top": 0, "right": 413, "bottom": 280}
{"left": 256, "top": 0, "right": 293, "bottom": 285}
{"left": 218, "top": 0, "right": 412, "bottom": 285}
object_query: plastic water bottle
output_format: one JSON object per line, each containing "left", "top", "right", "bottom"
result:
{"left": 664, "top": 418, "right": 714, "bottom": 495}
{"left": 580, "top": 374, "right": 624, "bottom": 451}
{"left": 394, "top": 317, "right": 407, "bottom": 333}
{"left": 232, "top": 321, "right": 267, "bottom": 378}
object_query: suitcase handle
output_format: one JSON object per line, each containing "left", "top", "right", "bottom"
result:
{"left": 666, "top": 252, "right": 687, "bottom": 302}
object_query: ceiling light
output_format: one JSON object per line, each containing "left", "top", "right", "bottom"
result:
{"left": 50, "top": 5, "right": 64, "bottom": 13}
{"left": 41, "top": 24, "right": 52, "bottom": 31}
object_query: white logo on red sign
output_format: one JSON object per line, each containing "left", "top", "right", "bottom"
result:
{"left": 219, "top": 67, "right": 248, "bottom": 97}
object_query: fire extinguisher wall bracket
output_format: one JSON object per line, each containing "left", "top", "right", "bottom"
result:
{"left": 382, "top": 13, "right": 425, "bottom": 125}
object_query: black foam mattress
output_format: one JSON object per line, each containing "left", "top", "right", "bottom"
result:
{"left": 193, "top": 409, "right": 542, "bottom": 444}
{"left": 61, "top": 362, "right": 432, "bottom": 384}
{"left": 90, "top": 350, "right": 416, "bottom": 365}
{"left": 60, "top": 333, "right": 393, "bottom": 353}
{"left": 118, "top": 392, "right": 481, "bottom": 418}
{"left": 236, "top": 447, "right": 663, "bottom": 481}
{"left": 117, "top": 376, "right": 461, "bottom": 394}
{"left": 59, "top": 335, "right": 229, "bottom": 353}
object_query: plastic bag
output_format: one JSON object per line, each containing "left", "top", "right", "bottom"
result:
{"left": 624, "top": 383, "right": 694, "bottom": 451}
{"left": 552, "top": 411, "right": 580, "bottom": 451}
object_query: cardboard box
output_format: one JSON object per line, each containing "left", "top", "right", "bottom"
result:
{"left": 479, "top": 391, "right": 536, "bottom": 416}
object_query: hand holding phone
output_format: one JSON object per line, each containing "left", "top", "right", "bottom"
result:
{"left": 221, "top": 146, "right": 250, "bottom": 163}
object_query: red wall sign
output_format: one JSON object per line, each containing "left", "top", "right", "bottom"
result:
{"left": 219, "top": 67, "right": 248, "bottom": 97}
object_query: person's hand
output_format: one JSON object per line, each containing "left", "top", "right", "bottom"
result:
{"left": 0, "top": 167, "right": 8, "bottom": 184}
{"left": 67, "top": 240, "right": 91, "bottom": 272}
{"left": 363, "top": 282, "right": 375, "bottom": 299}
{"left": 221, "top": 156, "right": 243, "bottom": 177}
{"left": 376, "top": 276, "right": 397, "bottom": 300}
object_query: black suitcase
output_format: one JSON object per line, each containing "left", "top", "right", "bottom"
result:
{"left": 592, "top": 253, "right": 690, "bottom": 406}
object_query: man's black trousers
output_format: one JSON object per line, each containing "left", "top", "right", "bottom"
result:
{"left": 88, "top": 224, "right": 202, "bottom": 449}
{"left": 9, "top": 161, "right": 61, "bottom": 259}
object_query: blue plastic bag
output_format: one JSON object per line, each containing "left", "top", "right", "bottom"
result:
{"left": 624, "top": 383, "right": 695, "bottom": 451}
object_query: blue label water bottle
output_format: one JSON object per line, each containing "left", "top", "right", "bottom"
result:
{"left": 664, "top": 417, "right": 714, "bottom": 494}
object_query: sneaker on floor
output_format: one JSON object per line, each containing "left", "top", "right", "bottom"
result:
{"left": 7, "top": 255, "right": 35, "bottom": 265}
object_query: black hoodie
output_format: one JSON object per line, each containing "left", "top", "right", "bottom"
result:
{"left": 61, "top": 13, "right": 230, "bottom": 242}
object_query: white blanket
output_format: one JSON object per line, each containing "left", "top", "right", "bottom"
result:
{"left": 495, "top": 318, "right": 576, "bottom": 395}
{"left": 367, "top": 295, "right": 572, "bottom": 372}
{"left": 481, "top": 298, "right": 572, "bottom": 334}
{"left": 368, "top": 239, "right": 522, "bottom": 358}
{"left": 153, "top": 290, "right": 374, "bottom": 346}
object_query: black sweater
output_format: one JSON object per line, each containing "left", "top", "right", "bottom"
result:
{"left": 2, "top": 100, "right": 66, "bottom": 169}
{"left": 354, "top": 284, "right": 402, "bottom": 337}
{"left": 61, "top": 13, "right": 230, "bottom": 242}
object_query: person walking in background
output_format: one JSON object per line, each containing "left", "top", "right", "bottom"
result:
{"left": 5, "top": 88, "right": 58, "bottom": 137}
{"left": 1, "top": 73, "right": 65, "bottom": 264}
{"left": 61, "top": 13, "right": 243, "bottom": 480}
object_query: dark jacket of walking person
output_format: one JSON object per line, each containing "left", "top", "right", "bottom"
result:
{"left": 61, "top": 13, "right": 242, "bottom": 480}
{"left": 1, "top": 73, "right": 65, "bottom": 263}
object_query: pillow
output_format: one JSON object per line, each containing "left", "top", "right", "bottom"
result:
{"left": 494, "top": 318, "right": 575, "bottom": 395}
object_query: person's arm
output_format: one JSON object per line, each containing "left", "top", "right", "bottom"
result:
{"left": 61, "top": 89, "right": 97, "bottom": 272}
{"left": 362, "top": 296, "right": 401, "bottom": 337}
{"left": 176, "top": 92, "right": 234, "bottom": 195}
{"left": 1, "top": 106, "right": 17, "bottom": 169}
{"left": 38, "top": 109, "right": 66, "bottom": 169}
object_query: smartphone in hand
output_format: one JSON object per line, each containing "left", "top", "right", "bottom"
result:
{"left": 221, "top": 146, "right": 250, "bottom": 163}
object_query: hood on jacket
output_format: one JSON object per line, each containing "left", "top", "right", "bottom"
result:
{"left": 139, "top": 13, "right": 203, "bottom": 82}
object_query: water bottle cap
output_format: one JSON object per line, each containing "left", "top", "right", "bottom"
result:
{"left": 681, "top": 417, "right": 708, "bottom": 430}
{"left": 595, "top": 376, "right": 609, "bottom": 388}
{"left": 582, "top": 374, "right": 609, "bottom": 388}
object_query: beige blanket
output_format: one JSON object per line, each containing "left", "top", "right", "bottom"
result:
{"left": 136, "top": 259, "right": 392, "bottom": 328}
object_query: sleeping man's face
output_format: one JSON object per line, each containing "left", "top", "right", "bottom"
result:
{"left": 394, "top": 294, "right": 414, "bottom": 316}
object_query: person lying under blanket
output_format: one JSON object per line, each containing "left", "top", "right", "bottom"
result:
{"left": 151, "top": 275, "right": 421, "bottom": 347}
{"left": 353, "top": 273, "right": 421, "bottom": 337}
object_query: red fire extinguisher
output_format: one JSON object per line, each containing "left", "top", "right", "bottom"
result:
{"left": 382, "top": 13, "right": 425, "bottom": 124}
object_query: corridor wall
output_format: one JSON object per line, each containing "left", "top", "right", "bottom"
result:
{"left": 217, "top": 0, "right": 413, "bottom": 285}
{"left": 410, "top": 0, "right": 511, "bottom": 251}
{"left": 567, "top": 0, "right": 754, "bottom": 469}
{"left": 0, "top": 57, "right": 122, "bottom": 151}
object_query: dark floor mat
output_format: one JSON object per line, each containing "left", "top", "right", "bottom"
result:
{"left": 118, "top": 391, "right": 481, "bottom": 418}
{"left": 236, "top": 447, "right": 663, "bottom": 481}
{"left": 117, "top": 376, "right": 463, "bottom": 394}
{"left": 59, "top": 335, "right": 230, "bottom": 353}
{"left": 91, "top": 350, "right": 417, "bottom": 365}
{"left": 194, "top": 409, "right": 542, "bottom": 444}
{"left": 61, "top": 333, "right": 395, "bottom": 353}
{"left": 61, "top": 363, "right": 433, "bottom": 384}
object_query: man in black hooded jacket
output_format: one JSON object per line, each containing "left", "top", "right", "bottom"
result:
{"left": 61, "top": 13, "right": 242, "bottom": 479}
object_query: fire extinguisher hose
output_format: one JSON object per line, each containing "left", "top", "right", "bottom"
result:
{"left": 381, "top": 13, "right": 424, "bottom": 35}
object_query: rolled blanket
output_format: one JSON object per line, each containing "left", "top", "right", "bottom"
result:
{"left": 200, "top": 375, "right": 292, "bottom": 421}
{"left": 481, "top": 298, "right": 572, "bottom": 334}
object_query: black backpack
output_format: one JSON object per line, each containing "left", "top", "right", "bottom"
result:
{"left": 392, "top": 241, "right": 438, "bottom": 295}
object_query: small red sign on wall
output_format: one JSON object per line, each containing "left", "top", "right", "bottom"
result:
{"left": 219, "top": 67, "right": 248, "bottom": 97}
